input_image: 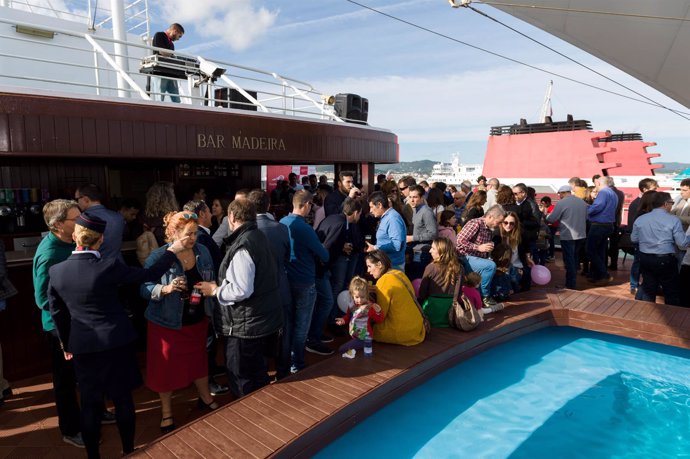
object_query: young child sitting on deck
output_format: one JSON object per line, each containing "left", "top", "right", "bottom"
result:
{"left": 335, "top": 276, "right": 385, "bottom": 358}
{"left": 464, "top": 272, "right": 504, "bottom": 315}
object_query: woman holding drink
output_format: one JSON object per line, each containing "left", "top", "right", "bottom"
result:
{"left": 140, "top": 211, "right": 217, "bottom": 434}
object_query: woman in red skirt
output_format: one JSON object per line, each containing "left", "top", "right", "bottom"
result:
{"left": 140, "top": 211, "right": 218, "bottom": 433}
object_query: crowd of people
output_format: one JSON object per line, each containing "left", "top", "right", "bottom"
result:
{"left": 2, "top": 171, "right": 687, "bottom": 458}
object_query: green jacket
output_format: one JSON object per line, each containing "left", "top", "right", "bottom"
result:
{"left": 32, "top": 232, "right": 74, "bottom": 332}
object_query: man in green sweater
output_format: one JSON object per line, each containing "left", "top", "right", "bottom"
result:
{"left": 32, "top": 199, "right": 84, "bottom": 448}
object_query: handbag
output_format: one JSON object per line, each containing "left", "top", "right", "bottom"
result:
{"left": 0, "top": 277, "right": 18, "bottom": 301}
{"left": 448, "top": 280, "right": 483, "bottom": 332}
{"left": 391, "top": 271, "right": 431, "bottom": 334}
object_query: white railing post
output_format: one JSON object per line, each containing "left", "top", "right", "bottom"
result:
{"left": 93, "top": 49, "right": 101, "bottom": 96}
{"left": 110, "top": 0, "right": 130, "bottom": 98}
{"left": 271, "top": 73, "right": 342, "bottom": 122}
{"left": 84, "top": 34, "right": 150, "bottom": 100}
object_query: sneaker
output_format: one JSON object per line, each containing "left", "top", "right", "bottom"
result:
{"left": 630, "top": 287, "right": 637, "bottom": 295}
{"left": 341, "top": 349, "right": 356, "bottom": 359}
{"left": 490, "top": 302, "right": 505, "bottom": 312}
{"left": 101, "top": 410, "right": 116, "bottom": 425}
{"left": 482, "top": 297, "right": 498, "bottom": 307}
{"left": 209, "top": 381, "right": 229, "bottom": 396}
{"left": 320, "top": 334, "right": 335, "bottom": 344}
{"left": 480, "top": 307, "right": 493, "bottom": 315}
{"left": 63, "top": 433, "right": 85, "bottom": 448}
{"left": 305, "top": 342, "right": 334, "bottom": 356}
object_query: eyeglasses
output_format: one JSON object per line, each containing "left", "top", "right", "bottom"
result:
{"left": 502, "top": 221, "right": 516, "bottom": 226}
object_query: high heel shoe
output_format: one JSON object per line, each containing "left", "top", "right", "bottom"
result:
{"left": 160, "top": 416, "right": 176, "bottom": 434}
{"left": 197, "top": 398, "right": 219, "bottom": 411}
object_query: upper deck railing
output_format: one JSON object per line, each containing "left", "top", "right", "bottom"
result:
{"left": 0, "top": 10, "right": 347, "bottom": 123}
{"left": 490, "top": 118, "right": 592, "bottom": 136}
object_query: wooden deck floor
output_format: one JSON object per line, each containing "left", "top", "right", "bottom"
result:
{"left": 2, "top": 257, "right": 688, "bottom": 458}
{"left": 132, "top": 271, "right": 690, "bottom": 458}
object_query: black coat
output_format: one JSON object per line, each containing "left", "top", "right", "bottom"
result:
{"left": 48, "top": 250, "right": 176, "bottom": 354}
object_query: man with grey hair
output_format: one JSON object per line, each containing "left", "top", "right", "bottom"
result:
{"left": 32, "top": 199, "right": 84, "bottom": 448}
{"left": 455, "top": 204, "right": 506, "bottom": 308}
{"left": 483, "top": 178, "right": 500, "bottom": 212}
{"left": 546, "top": 185, "right": 588, "bottom": 289}
{"left": 586, "top": 175, "right": 619, "bottom": 286}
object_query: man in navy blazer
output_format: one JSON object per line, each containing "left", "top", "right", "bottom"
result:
{"left": 74, "top": 184, "right": 125, "bottom": 260}
{"left": 247, "top": 189, "right": 292, "bottom": 379}
{"left": 48, "top": 212, "right": 185, "bottom": 457}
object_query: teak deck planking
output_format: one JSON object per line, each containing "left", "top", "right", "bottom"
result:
{"left": 131, "top": 287, "right": 690, "bottom": 459}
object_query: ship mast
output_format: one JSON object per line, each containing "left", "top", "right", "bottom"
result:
{"left": 539, "top": 80, "right": 553, "bottom": 122}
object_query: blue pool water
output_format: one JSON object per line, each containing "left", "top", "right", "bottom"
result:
{"left": 315, "top": 327, "right": 690, "bottom": 458}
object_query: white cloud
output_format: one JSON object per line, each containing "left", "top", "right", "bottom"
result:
{"left": 314, "top": 62, "right": 690, "bottom": 162}
{"left": 159, "top": 0, "right": 277, "bottom": 52}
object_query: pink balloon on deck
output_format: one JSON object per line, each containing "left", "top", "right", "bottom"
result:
{"left": 412, "top": 278, "right": 422, "bottom": 297}
{"left": 531, "top": 265, "right": 552, "bottom": 285}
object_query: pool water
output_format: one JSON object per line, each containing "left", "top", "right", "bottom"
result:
{"left": 315, "top": 327, "right": 690, "bottom": 459}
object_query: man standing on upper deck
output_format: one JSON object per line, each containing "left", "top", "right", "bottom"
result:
{"left": 74, "top": 184, "right": 125, "bottom": 260}
{"left": 151, "top": 23, "right": 185, "bottom": 103}
{"left": 586, "top": 176, "right": 618, "bottom": 286}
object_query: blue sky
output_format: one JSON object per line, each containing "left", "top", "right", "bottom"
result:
{"left": 147, "top": 0, "right": 689, "bottom": 165}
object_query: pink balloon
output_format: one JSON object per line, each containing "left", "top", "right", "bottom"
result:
{"left": 412, "top": 278, "right": 422, "bottom": 297}
{"left": 531, "top": 265, "right": 551, "bottom": 285}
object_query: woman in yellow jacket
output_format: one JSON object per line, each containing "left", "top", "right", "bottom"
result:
{"left": 364, "top": 250, "right": 425, "bottom": 346}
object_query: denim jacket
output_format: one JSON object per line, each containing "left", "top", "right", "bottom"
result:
{"left": 141, "top": 243, "right": 215, "bottom": 330}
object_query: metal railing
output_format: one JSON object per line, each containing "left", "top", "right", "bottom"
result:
{"left": 0, "top": 14, "right": 346, "bottom": 122}
{"left": 5, "top": 0, "right": 150, "bottom": 39}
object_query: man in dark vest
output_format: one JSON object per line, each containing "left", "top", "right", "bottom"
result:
{"left": 195, "top": 199, "right": 283, "bottom": 397}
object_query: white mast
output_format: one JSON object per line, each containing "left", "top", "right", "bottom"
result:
{"left": 539, "top": 80, "right": 553, "bottom": 122}
{"left": 110, "top": 0, "right": 130, "bottom": 98}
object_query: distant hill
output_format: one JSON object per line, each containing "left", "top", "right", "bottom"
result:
{"left": 375, "top": 160, "right": 437, "bottom": 175}
{"left": 316, "top": 160, "right": 689, "bottom": 176}
{"left": 656, "top": 162, "right": 690, "bottom": 173}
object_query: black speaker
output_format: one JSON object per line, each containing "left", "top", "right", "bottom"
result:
{"left": 334, "top": 93, "right": 367, "bottom": 124}
{"left": 361, "top": 97, "right": 368, "bottom": 123}
{"left": 214, "top": 88, "right": 258, "bottom": 111}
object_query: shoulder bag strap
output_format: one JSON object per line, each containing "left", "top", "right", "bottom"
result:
{"left": 390, "top": 271, "right": 426, "bottom": 319}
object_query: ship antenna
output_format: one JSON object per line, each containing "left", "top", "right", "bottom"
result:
{"left": 539, "top": 80, "right": 553, "bottom": 122}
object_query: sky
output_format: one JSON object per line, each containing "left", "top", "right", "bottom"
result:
{"left": 41, "top": 0, "right": 690, "bottom": 165}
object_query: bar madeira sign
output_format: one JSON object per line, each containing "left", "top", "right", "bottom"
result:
{"left": 197, "top": 133, "right": 287, "bottom": 151}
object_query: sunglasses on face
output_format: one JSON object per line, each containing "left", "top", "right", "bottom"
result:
{"left": 399, "top": 186, "right": 408, "bottom": 191}
{"left": 503, "top": 221, "right": 516, "bottom": 226}
{"left": 180, "top": 212, "right": 198, "bottom": 220}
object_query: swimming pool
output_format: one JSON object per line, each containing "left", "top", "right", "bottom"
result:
{"left": 315, "top": 327, "right": 690, "bottom": 458}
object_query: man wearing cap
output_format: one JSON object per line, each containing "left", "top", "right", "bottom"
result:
{"left": 48, "top": 212, "right": 186, "bottom": 457}
{"left": 546, "top": 185, "right": 588, "bottom": 289}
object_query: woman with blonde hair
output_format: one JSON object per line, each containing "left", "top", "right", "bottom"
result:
{"left": 417, "top": 237, "right": 463, "bottom": 327}
{"left": 140, "top": 210, "right": 217, "bottom": 434}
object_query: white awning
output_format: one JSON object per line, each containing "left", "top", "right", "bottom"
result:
{"left": 488, "top": 0, "right": 690, "bottom": 109}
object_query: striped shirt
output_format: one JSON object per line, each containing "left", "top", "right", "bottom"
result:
{"left": 455, "top": 217, "right": 493, "bottom": 258}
